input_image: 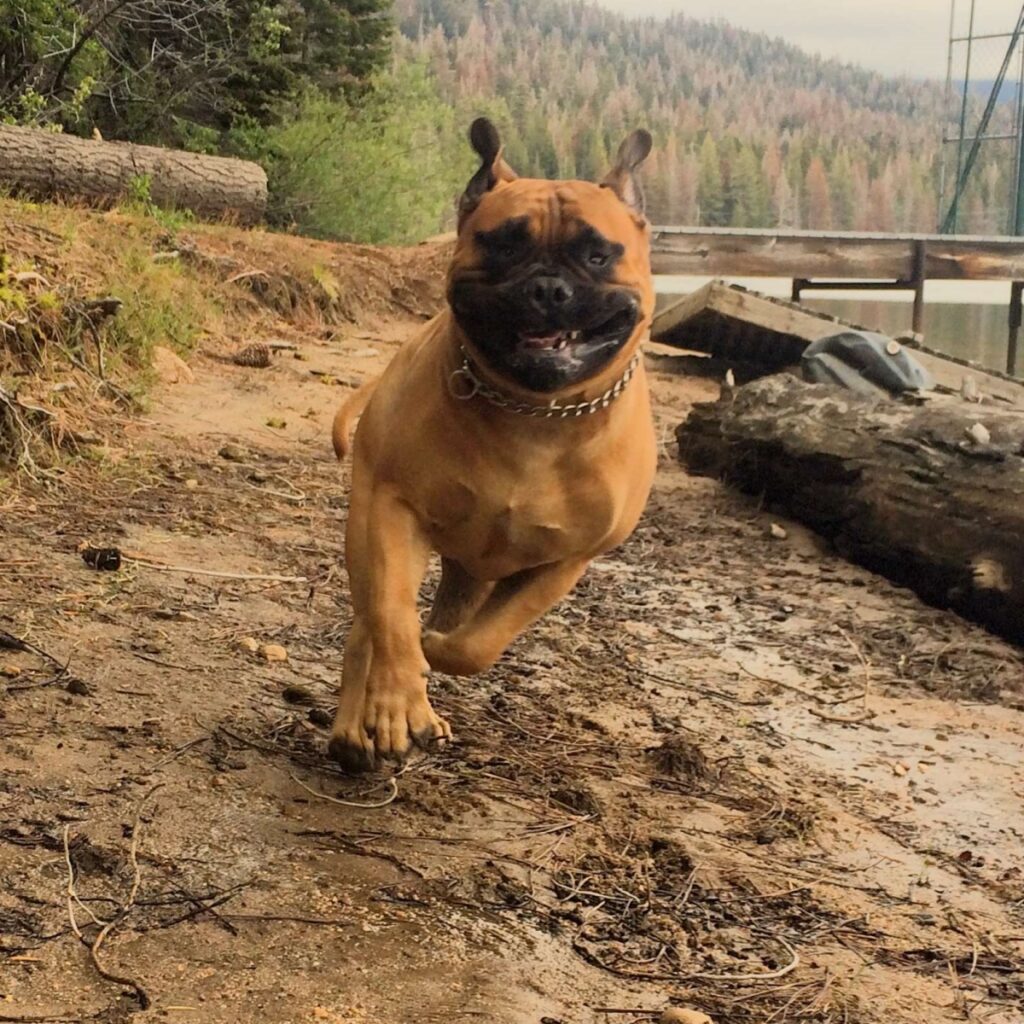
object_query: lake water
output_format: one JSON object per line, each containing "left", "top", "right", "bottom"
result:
{"left": 655, "top": 276, "right": 1019, "bottom": 375}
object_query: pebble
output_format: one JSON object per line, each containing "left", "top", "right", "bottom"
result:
{"left": 260, "top": 644, "right": 288, "bottom": 663}
{"left": 219, "top": 443, "right": 246, "bottom": 462}
{"left": 238, "top": 637, "right": 260, "bottom": 654}
{"left": 965, "top": 422, "right": 991, "bottom": 445}
{"left": 660, "top": 1010, "right": 715, "bottom": 1024}
{"left": 768, "top": 522, "right": 788, "bottom": 540}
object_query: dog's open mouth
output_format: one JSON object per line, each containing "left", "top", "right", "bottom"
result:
{"left": 516, "top": 307, "right": 637, "bottom": 356}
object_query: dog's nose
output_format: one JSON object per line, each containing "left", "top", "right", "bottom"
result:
{"left": 529, "top": 275, "right": 574, "bottom": 310}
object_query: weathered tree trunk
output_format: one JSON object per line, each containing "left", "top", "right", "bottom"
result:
{"left": 0, "top": 125, "right": 267, "bottom": 225}
{"left": 677, "top": 375, "right": 1024, "bottom": 645}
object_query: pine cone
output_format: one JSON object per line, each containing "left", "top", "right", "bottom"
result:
{"left": 231, "top": 343, "right": 272, "bottom": 368}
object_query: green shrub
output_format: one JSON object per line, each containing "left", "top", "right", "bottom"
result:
{"left": 254, "top": 62, "right": 476, "bottom": 245}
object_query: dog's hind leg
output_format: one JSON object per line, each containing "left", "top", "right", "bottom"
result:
{"left": 421, "top": 557, "right": 590, "bottom": 677}
{"left": 424, "top": 558, "right": 494, "bottom": 636}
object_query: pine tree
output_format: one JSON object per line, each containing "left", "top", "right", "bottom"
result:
{"left": 830, "top": 150, "right": 856, "bottom": 231}
{"left": 698, "top": 135, "right": 727, "bottom": 226}
{"left": 730, "top": 143, "right": 771, "bottom": 227}
{"left": 804, "top": 157, "right": 833, "bottom": 230}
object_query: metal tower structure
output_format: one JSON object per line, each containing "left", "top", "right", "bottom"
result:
{"left": 940, "top": 1, "right": 1024, "bottom": 235}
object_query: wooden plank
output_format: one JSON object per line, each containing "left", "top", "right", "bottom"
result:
{"left": 651, "top": 227, "right": 1024, "bottom": 281}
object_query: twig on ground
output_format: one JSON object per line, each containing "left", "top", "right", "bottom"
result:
{"left": 809, "top": 706, "right": 876, "bottom": 725}
{"left": 124, "top": 554, "right": 307, "bottom": 584}
{"left": 63, "top": 786, "right": 164, "bottom": 1011}
{"left": 86, "top": 785, "right": 163, "bottom": 1009}
{"left": 637, "top": 666, "right": 772, "bottom": 707}
{"left": 290, "top": 773, "right": 399, "bottom": 809}
{"left": 62, "top": 825, "right": 105, "bottom": 937}
{"left": 225, "top": 269, "right": 269, "bottom": 285}
{"left": 0, "top": 626, "right": 67, "bottom": 670}
{"left": 145, "top": 734, "right": 210, "bottom": 773}
{"left": 243, "top": 479, "right": 307, "bottom": 504}
{"left": 221, "top": 912, "right": 354, "bottom": 927}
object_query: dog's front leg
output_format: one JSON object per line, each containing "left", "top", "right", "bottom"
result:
{"left": 422, "top": 557, "right": 590, "bottom": 676}
{"left": 332, "top": 486, "right": 450, "bottom": 768}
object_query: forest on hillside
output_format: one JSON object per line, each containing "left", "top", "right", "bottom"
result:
{"left": 395, "top": 0, "right": 1016, "bottom": 235}
{"left": 0, "top": 0, "right": 1015, "bottom": 239}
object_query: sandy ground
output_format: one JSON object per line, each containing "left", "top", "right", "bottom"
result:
{"left": 1, "top": 312, "right": 1023, "bottom": 1024}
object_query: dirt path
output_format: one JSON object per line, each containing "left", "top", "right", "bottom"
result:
{"left": 1, "top": 314, "right": 1023, "bottom": 1024}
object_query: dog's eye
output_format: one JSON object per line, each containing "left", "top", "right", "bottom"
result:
{"left": 588, "top": 251, "right": 610, "bottom": 268}
{"left": 498, "top": 245, "right": 518, "bottom": 259}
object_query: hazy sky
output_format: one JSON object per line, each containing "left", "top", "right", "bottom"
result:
{"left": 594, "top": 1, "right": 1024, "bottom": 79}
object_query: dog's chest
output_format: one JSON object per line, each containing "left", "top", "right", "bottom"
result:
{"left": 423, "top": 477, "right": 613, "bottom": 577}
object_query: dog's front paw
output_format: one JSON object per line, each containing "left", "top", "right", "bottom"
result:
{"left": 365, "top": 687, "right": 452, "bottom": 761}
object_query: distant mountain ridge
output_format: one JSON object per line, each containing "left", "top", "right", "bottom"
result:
{"left": 396, "top": 0, "right": 1011, "bottom": 233}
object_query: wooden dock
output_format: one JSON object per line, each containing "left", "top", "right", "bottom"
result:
{"left": 651, "top": 280, "right": 1024, "bottom": 406}
{"left": 650, "top": 226, "right": 1024, "bottom": 375}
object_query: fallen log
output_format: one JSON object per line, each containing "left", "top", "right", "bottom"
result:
{"left": 0, "top": 125, "right": 267, "bottom": 225}
{"left": 677, "top": 374, "right": 1024, "bottom": 645}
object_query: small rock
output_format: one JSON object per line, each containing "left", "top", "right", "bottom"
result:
{"left": 660, "top": 1010, "right": 715, "bottom": 1024}
{"left": 266, "top": 417, "right": 287, "bottom": 430}
{"left": 1, "top": 664, "right": 23, "bottom": 678}
{"left": 151, "top": 345, "right": 195, "bottom": 385}
{"left": 260, "top": 644, "right": 288, "bottom": 663}
{"left": 724, "top": 368, "right": 736, "bottom": 388}
{"left": 282, "top": 684, "right": 314, "bottom": 705}
{"left": 965, "top": 422, "right": 991, "bottom": 445}
{"left": 184, "top": 478, "right": 199, "bottom": 490}
{"left": 238, "top": 637, "right": 260, "bottom": 654}
{"left": 66, "top": 677, "right": 92, "bottom": 697}
{"left": 892, "top": 762, "right": 909, "bottom": 776}
{"left": 885, "top": 339, "right": 902, "bottom": 356}
{"left": 768, "top": 522, "right": 788, "bottom": 540}
{"left": 219, "top": 443, "right": 247, "bottom": 462}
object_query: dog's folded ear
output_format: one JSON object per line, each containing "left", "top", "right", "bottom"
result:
{"left": 601, "top": 129, "right": 654, "bottom": 216}
{"left": 458, "top": 117, "right": 519, "bottom": 228}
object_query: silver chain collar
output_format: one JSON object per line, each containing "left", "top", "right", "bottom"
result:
{"left": 448, "top": 348, "right": 642, "bottom": 418}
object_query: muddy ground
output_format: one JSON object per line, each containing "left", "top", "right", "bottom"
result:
{"left": 2, "top": 295, "right": 1024, "bottom": 1024}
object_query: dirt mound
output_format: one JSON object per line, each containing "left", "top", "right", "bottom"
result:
{"left": 0, "top": 200, "right": 447, "bottom": 476}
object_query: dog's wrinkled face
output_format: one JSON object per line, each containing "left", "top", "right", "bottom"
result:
{"left": 448, "top": 120, "right": 654, "bottom": 394}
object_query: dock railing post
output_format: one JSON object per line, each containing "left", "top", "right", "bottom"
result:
{"left": 912, "top": 241, "right": 927, "bottom": 337}
{"left": 1009, "top": 281, "right": 1023, "bottom": 376}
